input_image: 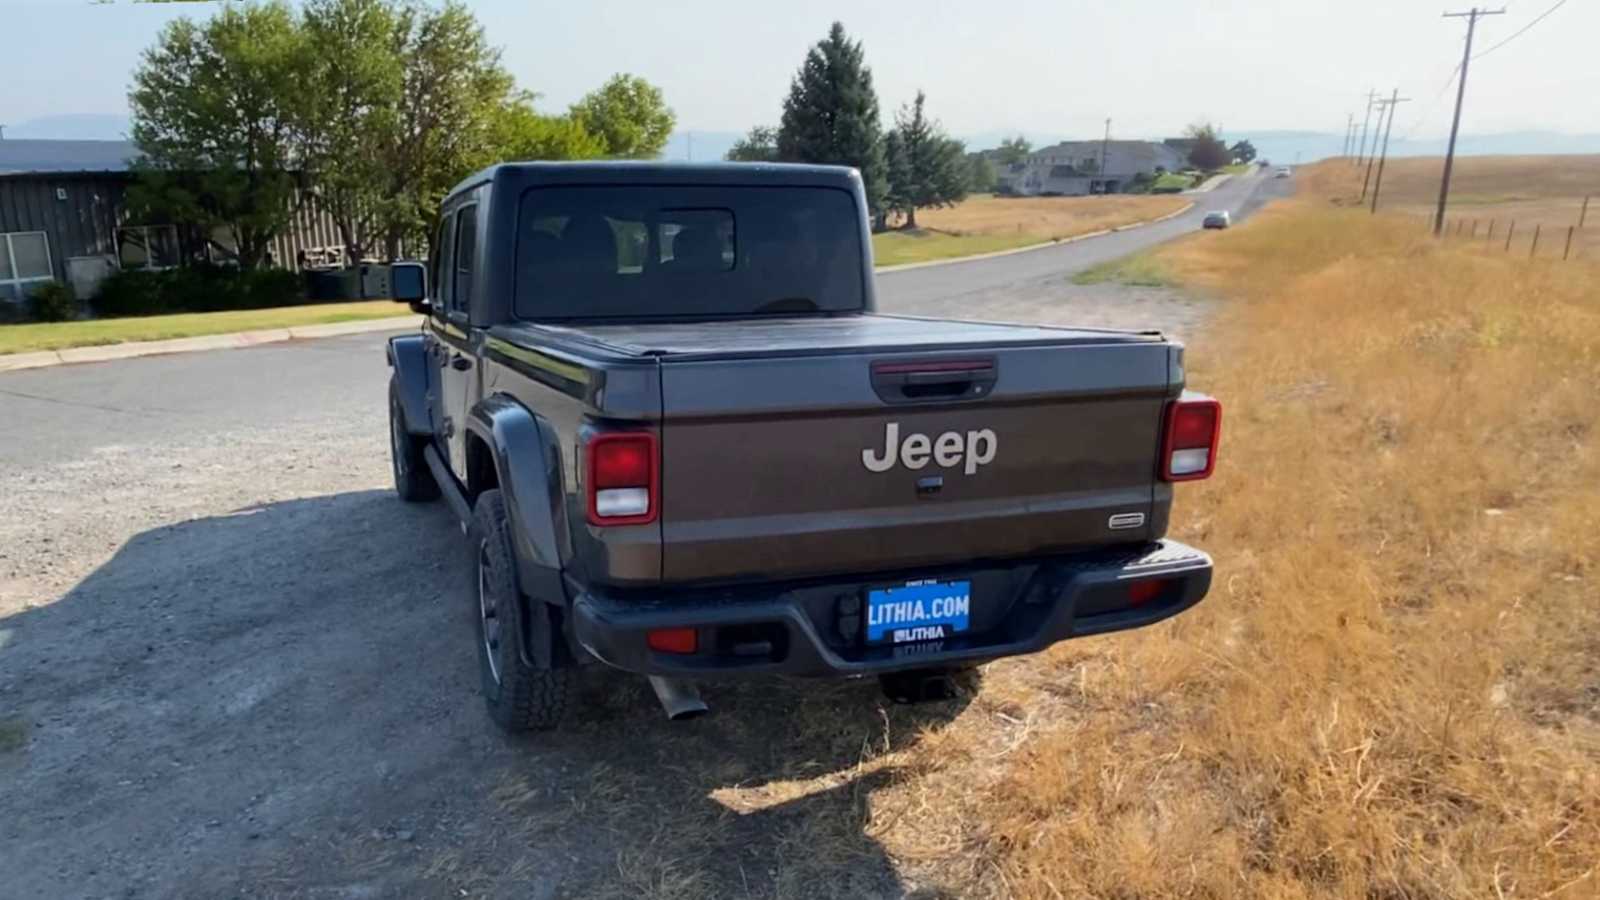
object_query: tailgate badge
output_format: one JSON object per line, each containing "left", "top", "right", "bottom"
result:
{"left": 1108, "top": 512, "right": 1146, "bottom": 530}
{"left": 862, "top": 422, "right": 997, "bottom": 475}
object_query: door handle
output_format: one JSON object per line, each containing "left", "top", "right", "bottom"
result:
{"left": 450, "top": 355, "right": 473, "bottom": 372}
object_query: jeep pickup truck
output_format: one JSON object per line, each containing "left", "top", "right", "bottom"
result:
{"left": 386, "top": 162, "right": 1220, "bottom": 731}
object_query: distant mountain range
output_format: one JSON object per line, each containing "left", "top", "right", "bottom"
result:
{"left": 9, "top": 115, "right": 1598, "bottom": 164}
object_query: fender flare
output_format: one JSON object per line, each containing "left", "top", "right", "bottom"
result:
{"left": 385, "top": 334, "right": 433, "bottom": 438}
{"left": 466, "top": 395, "right": 576, "bottom": 669}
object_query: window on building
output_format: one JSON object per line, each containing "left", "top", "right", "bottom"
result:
{"left": 0, "top": 231, "right": 54, "bottom": 304}
{"left": 118, "top": 225, "right": 182, "bottom": 271}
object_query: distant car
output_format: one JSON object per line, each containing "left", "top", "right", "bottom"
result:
{"left": 1275, "top": 167, "right": 1292, "bottom": 179}
{"left": 1202, "top": 211, "right": 1231, "bottom": 229}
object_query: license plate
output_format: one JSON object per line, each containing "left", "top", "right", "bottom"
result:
{"left": 866, "top": 579, "right": 971, "bottom": 644}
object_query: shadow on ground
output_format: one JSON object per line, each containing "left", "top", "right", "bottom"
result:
{"left": 1, "top": 490, "right": 972, "bottom": 899}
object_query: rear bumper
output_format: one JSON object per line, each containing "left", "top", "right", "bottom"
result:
{"left": 570, "top": 540, "right": 1212, "bottom": 678}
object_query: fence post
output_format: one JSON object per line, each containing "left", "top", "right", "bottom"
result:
{"left": 1530, "top": 224, "right": 1541, "bottom": 259}
{"left": 1583, "top": 196, "right": 1590, "bottom": 229}
{"left": 1455, "top": 219, "right": 1464, "bottom": 236}
{"left": 1565, "top": 226, "right": 1575, "bottom": 261}
{"left": 1505, "top": 221, "right": 1516, "bottom": 252}
{"left": 1487, "top": 219, "right": 1496, "bottom": 242}
{"left": 1470, "top": 219, "right": 1479, "bottom": 239}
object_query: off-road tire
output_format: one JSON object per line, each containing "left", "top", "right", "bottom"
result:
{"left": 471, "top": 489, "right": 573, "bottom": 732}
{"left": 389, "top": 381, "right": 439, "bottom": 502}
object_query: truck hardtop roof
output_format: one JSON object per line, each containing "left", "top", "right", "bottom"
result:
{"left": 448, "top": 160, "right": 863, "bottom": 200}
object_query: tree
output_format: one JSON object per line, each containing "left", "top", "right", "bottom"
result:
{"left": 966, "top": 152, "right": 997, "bottom": 193}
{"left": 129, "top": 1, "right": 307, "bottom": 270}
{"left": 299, "top": 0, "right": 409, "bottom": 265}
{"left": 1229, "top": 139, "right": 1257, "bottom": 164}
{"left": 1184, "top": 122, "right": 1231, "bottom": 171}
{"left": 882, "top": 91, "right": 967, "bottom": 229}
{"left": 777, "top": 22, "right": 888, "bottom": 217}
{"left": 381, "top": 1, "right": 514, "bottom": 256}
{"left": 995, "top": 135, "right": 1032, "bottom": 166}
{"left": 726, "top": 125, "right": 779, "bottom": 162}
{"left": 570, "top": 74, "right": 675, "bottom": 159}
{"left": 485, "top": 94, "right": 606, "bottom": 163}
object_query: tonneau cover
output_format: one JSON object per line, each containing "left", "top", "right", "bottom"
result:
{"left": 508, "top": 314, "right": 1160, "bottom": 361}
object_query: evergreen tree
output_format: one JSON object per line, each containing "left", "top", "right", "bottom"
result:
{"left": 777, "top": 22, "right": 887, "bottom": 216}
{"left": 883, "top": 91, "right": 968, "bottom": 229}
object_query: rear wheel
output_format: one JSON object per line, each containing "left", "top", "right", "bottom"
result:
{"left": 472, "top": 489, "right": 573, "bottom": 732}
{"left": 389, "top": 382, "right": 439, "bottom": 503}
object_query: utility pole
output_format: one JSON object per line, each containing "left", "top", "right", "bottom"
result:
{"left": 1343, "top": 113, "right": 1355, "bottom": 157}
{"left": 1356, "top": 89, "right": 1379, "bottom": 165}
{"left": 1435, "top": 7, "right": 1505, "bottom": 236}
{"left": 1099, "top": 118, "right": 1111, "bottom": 190}
{"left": 1367, "top": 90, "right": 1411, "bottom": 209}
{"left": 687, "top": 131, "right": 694, "bottom": 162}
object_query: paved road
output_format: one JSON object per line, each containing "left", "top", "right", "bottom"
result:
{"left": 1, "top": 168, "right": 1286, "bottom": 471}
{"left": 879, "top": 167, "right": 1287, "bottom": 319}
{"left": 0, "top": 168, "right": 1289, "bottom": 898}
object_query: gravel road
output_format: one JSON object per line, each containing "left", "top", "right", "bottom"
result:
{"left": 0, "top": 171, "right": 1283, "bottom": 899}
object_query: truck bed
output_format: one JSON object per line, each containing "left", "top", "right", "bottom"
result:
{"left": 501, "top": 314, "right": 1163, "bottom": 362}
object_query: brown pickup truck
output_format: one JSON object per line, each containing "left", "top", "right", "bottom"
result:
{"left": 386, "top": 161, "right": 1221, "bottom": 731}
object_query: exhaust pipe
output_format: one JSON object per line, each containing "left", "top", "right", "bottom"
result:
{"left": 647, "top": 676, "right": 708, "bottom": 721}
{"left": 879, "top": 668, "right": 959, "bottom": 704}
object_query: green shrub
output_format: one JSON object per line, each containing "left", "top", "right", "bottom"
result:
{"left": 93, "top": 265, "right": 308, "bottom": 318}
{"left": 27, "top": 281, "right": 79, "bottom": 322}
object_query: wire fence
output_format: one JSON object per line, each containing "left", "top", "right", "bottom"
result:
{"left": 1424, "top": 194, "right": 1594, "bottom": 262}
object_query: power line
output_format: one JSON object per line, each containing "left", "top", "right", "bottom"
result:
{"left": 1434, "top": 7, "right": 1506, "bottom": 236}
{"left": 1473, "top": 0, "right": 1569, "bottom": 60}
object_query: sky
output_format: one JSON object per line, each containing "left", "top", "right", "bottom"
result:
{"left": 4, "top": 0, "right": 1597, "bottom": 146}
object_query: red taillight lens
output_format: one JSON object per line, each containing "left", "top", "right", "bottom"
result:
{"left": 587, "top": 432, "right": 657, "bottom": 525}
{"left": 1126, "top": 579, "right": 1169, "bottom": 607}
{"left": 646, "top": 627, "right": 698, "bottom": 654}
{"left": 1161, "top": 395, "right": 1221, "bottom": 481}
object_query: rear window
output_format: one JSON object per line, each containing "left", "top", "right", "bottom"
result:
{"left": 513, "top": 185, "right": 865, "bottom": 319}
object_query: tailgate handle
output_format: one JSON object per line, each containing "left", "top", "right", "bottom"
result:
{"left": 871, "top": 358, "right": 996, "bottom": 404}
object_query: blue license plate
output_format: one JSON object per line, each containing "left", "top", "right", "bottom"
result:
{"left": 866, "top": 579, "right": 971, "bottom": 644}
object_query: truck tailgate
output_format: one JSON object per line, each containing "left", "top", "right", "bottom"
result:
{"left": 657, "top": 339, "right": 1173, "bottom": 583}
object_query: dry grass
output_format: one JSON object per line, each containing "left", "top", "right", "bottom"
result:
{"left": 856, "top": 161, "right": 1600, "bottom": 898}
{"left": 916, "top": 194, "right": 1189, "bottom": 239}
{"left": 873, "top": 194, "right": 1191, "bottom": 267}
{"left": 481, "top": 160, "right": 1600, "bottom": 899}
{"left": 1353, "top": 154, "right": 1600, "bottom": 261}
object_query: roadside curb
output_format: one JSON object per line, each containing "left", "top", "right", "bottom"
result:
{"left": 875, "top": 202, "right": 1196, "bottom": 273}
{"left": 0, "top": 315, "right": 420, "bottom": 373}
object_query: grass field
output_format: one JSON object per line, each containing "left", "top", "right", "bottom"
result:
{"left": 873, "top": 194, "right": 1189, "bottom": 266}
{"left": 1351, "top": 154, "right": 1600, "bottom": 260}
{"left": 0, "top": 300, "right": 409, "bottom": 355}
{"left": 576, "top": 161, "right": 1600, "bottom": 899}
{"left": 1070, "top": 249, "right": 1174, "bottom": 286}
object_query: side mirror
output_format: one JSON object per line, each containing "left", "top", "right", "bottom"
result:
{"left": 390, "top": 261, "right": 429, "bottom": 314}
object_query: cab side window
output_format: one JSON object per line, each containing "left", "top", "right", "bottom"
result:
{"left": 434, "top": 214, "right": 457, "bottom": 316}
{"left": 452, "top": 204, "right": 478, "bottom": 317}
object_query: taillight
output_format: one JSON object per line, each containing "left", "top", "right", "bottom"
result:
{"left": 587, "top": 432, "right": 657, "bottom": 525}
{"left": 1161, "top": 395, "right": 1221, "bottom": 481}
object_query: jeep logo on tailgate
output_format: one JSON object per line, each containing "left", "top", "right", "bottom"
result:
{"left": 862, "top": 422, "right": 997, "bottom": 474}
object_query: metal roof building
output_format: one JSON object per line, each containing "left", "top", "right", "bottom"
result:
{"left": 0, "top": 139, "right": 340, "bottom": 310}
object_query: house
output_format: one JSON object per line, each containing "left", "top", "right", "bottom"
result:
{"left": 995, "top": 140, "right": 1187, "bottom": 197}
{"left": 0, "top": 139, "right": 343, "bottom": 308}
